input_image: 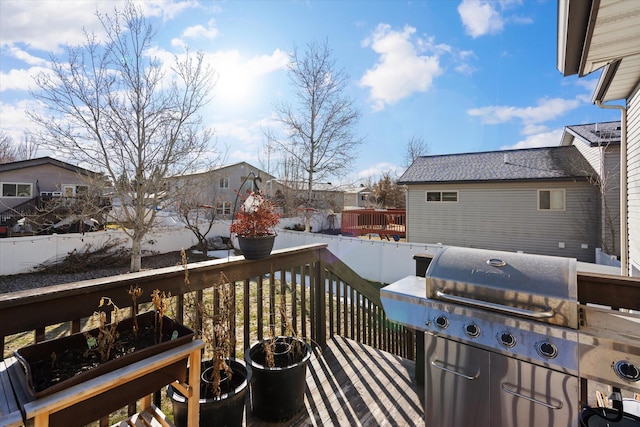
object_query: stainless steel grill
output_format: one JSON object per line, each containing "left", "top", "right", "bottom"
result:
{"left": 381, "top": 246, "right": 640, "bottom": 427}
{"left": 425, "top": 246, "right": 578, "bottom": 328}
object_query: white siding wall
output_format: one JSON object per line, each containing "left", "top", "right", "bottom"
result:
{"left": 627, "top": 87, "right": 640, "bottom": 276}
{"left": 569, "top": 141, "right": 621, "bottom": 256}
{"left": 406, "top": 181, "right": 599, "bottom": 262}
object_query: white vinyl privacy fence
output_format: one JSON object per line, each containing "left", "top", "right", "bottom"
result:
{"left": 0, "top": 221, "right": 443, "bottom": 285}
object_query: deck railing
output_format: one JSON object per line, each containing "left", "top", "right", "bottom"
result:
{"left": 340, "top": 209, "right": 406, "bottom": 239}
{"left": 0, "top": 243, "right": 415, "bottom": 423}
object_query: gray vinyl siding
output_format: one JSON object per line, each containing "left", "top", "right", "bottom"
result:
{"left": 405, "top": 181, "right": 599, "bottom": 262}
{"left": 628, "top": 87, "right": 640, "bottom": 275}
{"left": 0, "top": 164, "right": 91, "bottom": 210}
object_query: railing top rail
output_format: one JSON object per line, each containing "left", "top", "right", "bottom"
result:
{"left": 0, "top": 243, "right": 327, "bottom": 338}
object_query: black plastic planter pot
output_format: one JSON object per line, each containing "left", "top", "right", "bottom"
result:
{"left": 237, "top": 235, "right": 275, "bottom": 260}
{"left": 168, "top": 358, "right": 251, "bottom": 427}
{"left": 244, "top": 336, "right": 312, "bottom": 422}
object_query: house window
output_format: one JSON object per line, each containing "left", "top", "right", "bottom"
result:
{"left": 2, "top": 183, "right": 32, "bottom": 197}
{"left": 219, "top": 178, "right": 229, "bottom": 189}
{"left": 538, "top": 189, "right": 565, "bottom": 211}
{"left": 426, "top": 191, "right": 458, "bottom": 203}
{"left": 216, "top": 201, "right": 231, "bottom": 215}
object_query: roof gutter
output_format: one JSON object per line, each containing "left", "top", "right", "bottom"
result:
{"left": 557, "top": 0, "right": 593, "bottom": 76}
{"left": 595, "top": 99, "right": 628, "bottom": 276}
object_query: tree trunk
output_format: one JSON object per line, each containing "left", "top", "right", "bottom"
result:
{"left": 130, "top": 236, "right": 142, "bottom": 272}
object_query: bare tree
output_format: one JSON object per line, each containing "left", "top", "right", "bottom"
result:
{"left": 28, "top": 2, "right": 216, "bottom": 271}
{"left": 0, "top": 131, "right": 18, "bottom": 164}
{"left": 0, "top": 131, "right": 39, "bottom": 164}
{"left": 171, "top": 171, "right": 224, "bottom": 256}
{"left": 266, "top": 39, "right": 362, "bottom": 231}
{"left": 373, "top": 172, "right": 406, "bottom": 209}
{"left": 17, "top": 133, "right": 39, "bottom": 160}
{"left": 404, "top": 135, "right": 430, "bottom": 168}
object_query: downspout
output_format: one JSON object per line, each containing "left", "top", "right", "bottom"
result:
{"left": 595, "top": 100, "right": 628, "bottom": 276}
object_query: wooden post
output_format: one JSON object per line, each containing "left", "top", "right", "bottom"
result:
{"left": 314, "top": 260, "right": 327, "bottom": 348}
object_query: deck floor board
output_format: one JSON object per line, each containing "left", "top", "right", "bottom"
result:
{"left": 245, "top": 335, "right": 425, "bottom": 427}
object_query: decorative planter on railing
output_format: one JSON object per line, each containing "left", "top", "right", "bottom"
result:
{"left": 14, "top": 310, "right": 195, "bottom": 398}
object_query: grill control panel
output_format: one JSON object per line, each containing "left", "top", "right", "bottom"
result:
{"left": 423, "top": 302, "right": 579, "bottom": 374}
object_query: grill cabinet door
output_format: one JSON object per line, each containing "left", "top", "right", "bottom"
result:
{"left": 490, "top": 354, "right": 579, "bottom": 427}
{"left": 425, "top": 334, "right": 490, "bottom": 427}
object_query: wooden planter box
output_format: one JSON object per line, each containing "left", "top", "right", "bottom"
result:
{"left": 14, "top": 311, "right": 194, "bottom": 399}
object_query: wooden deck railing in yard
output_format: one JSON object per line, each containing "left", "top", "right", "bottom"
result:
{"left": 0, "top": 244, "right": 415, "bottom": 424}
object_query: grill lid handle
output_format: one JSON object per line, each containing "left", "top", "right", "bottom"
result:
{"left": 435, "top": 290, "right": 554, "bottom": 319}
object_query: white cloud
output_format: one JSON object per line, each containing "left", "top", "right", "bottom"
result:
{"left": 467, "top": 97, "right": 581, "bottom": 133}
{"left": 182, "top": 23, "right": 219, "bottom": 40}
{"left": 4, "top": 46, "right": 48, "bottom": 66}
{"left": 500, "top": 129, "right": 563, "bottom": 150}
{"left": 0, "top": 99, "right": 41, "bottom": 141}
{"left": 0, "top": 1, "right": 198, "bottom": 52}
{"left": 359, "top": 24, "right": 443, "bottom": 111}
{"left": 356, "top": 162, "right": 403, "bottom": 181}
{"left": 0, "top": 1, "right": 105, "bottom": 52}
{"left": 172, "top": 18, "right": 219, "bottom": 47}
{"left": 0, "top": 67, "right": 44, "bottom": 92}
{"left": 458, "top": 0, "right": 504, "bottom": 38}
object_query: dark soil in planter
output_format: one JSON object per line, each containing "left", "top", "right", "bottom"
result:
{"left": 15, "top": 311, "right": 194, "bottom": 397}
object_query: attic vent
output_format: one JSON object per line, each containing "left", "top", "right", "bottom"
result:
{"left": 503, "top": 153, "right": 509, "bottom": 164}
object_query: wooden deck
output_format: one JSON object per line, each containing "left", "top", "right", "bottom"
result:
{"left": 246, "top": 335, "right": 425, "bottom": 427}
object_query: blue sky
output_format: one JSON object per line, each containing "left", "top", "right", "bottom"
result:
{"left": 0, "top": 0, "right": 620, "bottom": 185}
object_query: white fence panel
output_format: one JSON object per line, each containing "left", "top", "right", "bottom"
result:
{"left": 0, "top": 228, "right": 198, "bottom": 276}
{"left": 1, "top": 221, "right": 439, "bottom": 285}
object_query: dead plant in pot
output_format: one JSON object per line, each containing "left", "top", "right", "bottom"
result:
{"left": 168, "top": 251, "right": 251, "bottom": 427}
{"left": 244, "top": 296, "right": 313, "bottom": 422}
{"left": 229, "top": 189, "right": 281, "bottom": 260}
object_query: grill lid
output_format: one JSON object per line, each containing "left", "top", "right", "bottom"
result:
{"left": 426, "top": 247, "right": 578, "bottom": 328}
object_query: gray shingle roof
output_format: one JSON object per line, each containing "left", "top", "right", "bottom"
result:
{"left": 398, "top": 145, "right": 595, "bottom": 184}
{"left": 561, "top": 121, "right": 621, "bottom": 147}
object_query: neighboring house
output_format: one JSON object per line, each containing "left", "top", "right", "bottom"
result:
{"left": 398, "top": 146, "right": 599, "bottom": 262}
{"left": 561, "top": 121, "right": 621, "bottom": 258}
{"left": 166, "top": 162, "right": 277, "bottom": 219}
{"left": 0, "top": 157, "right": 103, "bottom": 232}
{"left": 268, "top": 180, "right": 345, "bottom": 212}
{"left": 343, "top": 185, "right": 375, "bottom": 209}
{"left": 557, "top": 0, "right": 640, "bottom": 275}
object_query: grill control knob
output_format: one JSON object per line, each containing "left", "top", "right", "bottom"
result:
{"left": 536, "top": 342, "right": 558, "bottom": 359}
{"left": 613, "top": 361, "right": 640, "bottom": 383}
{"left": 435, "top": 316, "right": 449, "bottom": 329}
{"left": 498, "top": 332, "right": 516, "bottom": 348}
{"left": 464, "top": 323, "right": 480, "bottom": 338}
